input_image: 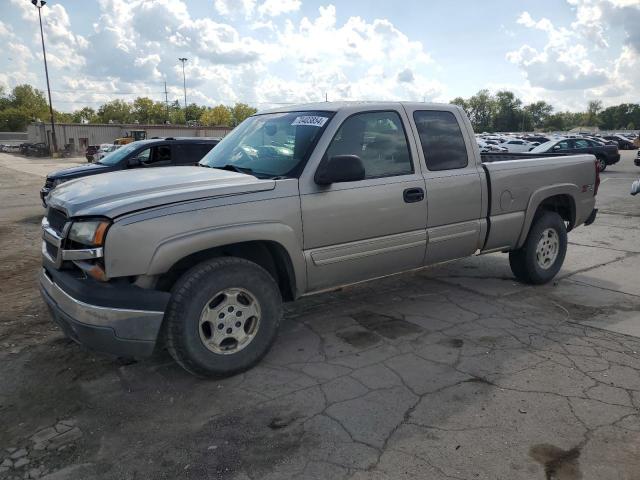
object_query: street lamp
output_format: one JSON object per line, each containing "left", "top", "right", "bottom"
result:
{"left": 32, "top": 0, "right": 57, "bottom": 153}
{"left": 178, "top": 57, "right": 188, "bottom": 122}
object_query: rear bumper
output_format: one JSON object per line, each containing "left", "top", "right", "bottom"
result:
{"left": 608, "top": 154, "right": 620, "bottom": 165}
{"left": 39, "top": 268, "right": 169, "bottom": 358}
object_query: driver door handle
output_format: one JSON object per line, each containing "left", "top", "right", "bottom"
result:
{"left": 403, "top": 187, "right": 425, "bottom": 203}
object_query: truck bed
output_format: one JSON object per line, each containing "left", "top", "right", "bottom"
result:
{"left": 480, "top": 153, "right": 597, "bottom": 252}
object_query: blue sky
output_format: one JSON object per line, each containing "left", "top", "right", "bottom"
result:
{"left": 0, "top": 0, "right": 638, "bottom": 113}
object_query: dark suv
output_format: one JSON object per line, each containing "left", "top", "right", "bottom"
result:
{"left": 40, "top": 137, "right": 220, "bottom": 206}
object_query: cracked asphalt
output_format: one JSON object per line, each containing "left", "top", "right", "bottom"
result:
{"left": 1, "top": 151, "right": 639, "bottom": 480}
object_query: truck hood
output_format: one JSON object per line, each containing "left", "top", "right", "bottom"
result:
{"left": 47, "top": 166, "right": 276, "bottom": 218}
{"left": 47, "top": 161, "right": 117, "bottom": 180}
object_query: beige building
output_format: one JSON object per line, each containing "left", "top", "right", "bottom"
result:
{"left": 28, "top": 122, "right": 233, "bottom": 152}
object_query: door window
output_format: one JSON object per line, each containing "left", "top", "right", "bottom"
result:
{"left": 325, "top": 111, "right": 413, "bottom": 179}
{"left": 138, "top": 145, "right": 171, "bottom": 165}
{"left": 173, "top": 143, "right": 216, "bottom": 164}
{"left": 573, "top": 139, "right": 590, "bottom": 149}
{"left": 556, "top": 140, "right": 571, "bottom": 150}
{"left": 413, "top": 110, "right": 468, "bottom": 171}
{"left": 134, "top": 148, "right": 151, "bottom": 163}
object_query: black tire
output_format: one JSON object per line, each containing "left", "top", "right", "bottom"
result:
{"left": 596, "top": 156, "right": 607, "bottom": 172}
{"left": 509, "top": 211, "right": 567, "bottom": 285}
{"left": 164, "top": 257, "right": 282, "bottom": 377}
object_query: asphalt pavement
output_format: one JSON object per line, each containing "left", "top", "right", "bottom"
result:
{"left": 0, "top": 150, "right": 639, "bottom": 480}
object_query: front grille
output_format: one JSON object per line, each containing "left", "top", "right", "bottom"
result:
{"left": 47, "top": 208, "right": 67, "bottom": 233}
{"left": 44, "top": 178, "right": 54, "bottom": 189}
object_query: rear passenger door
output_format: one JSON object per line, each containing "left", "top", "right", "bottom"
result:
{"left": 405, "top": 107, "right": 483, "bottom": 265}
{"left": 571, "top": 139, "right": 592, "bottom": 154}
{"left": 172, "top": 143, "right": 217, "bottom": 165}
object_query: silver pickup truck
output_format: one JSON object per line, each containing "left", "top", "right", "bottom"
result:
{"left": 40, "top": 102, "right": 599, "bottom": 377}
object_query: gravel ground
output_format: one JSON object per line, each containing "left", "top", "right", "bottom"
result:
{"left": 0, "top": 151, "right": 639, "bottom": 480}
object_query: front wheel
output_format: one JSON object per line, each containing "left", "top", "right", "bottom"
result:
{"left": 509, "top": 211, "right": 568, "bottom": 285}
{"left": 164, "top": 257, "right": 282, "bottom": 377}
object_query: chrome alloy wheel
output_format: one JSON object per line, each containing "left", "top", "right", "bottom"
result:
{"left": 535, "top": 228, "right": 560, "bottom": 270}
{"left": 199, "top": 288, "right": 261, "bottom": 354}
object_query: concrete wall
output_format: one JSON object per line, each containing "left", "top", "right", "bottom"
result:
{"left": 28, "top": 123, "right": 233, "bottom": 152}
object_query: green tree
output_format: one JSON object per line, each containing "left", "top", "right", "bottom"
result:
{"left": 54, "top": 111, "right": 73, "bottom": 123}
{"left": 450, "top": 97, "right": 470, "bottom": 121}
{"left": 132, "top": 97, "right": 156, "bottom": 124}
{"left": 492, "top": 90, "right": 522, "bottom": 132}
{"left": 524, "top": 101, "right": 553, "bottom": 130}
{"left": 71, "top": 107, "right": 97, "bottom": 123}
{"left": 585, "top": 100, "right": 603, "bottom": 126}
{"left": 168, "top": 100, "right": 185, "bottom": 124}
{"left": 200, "top": 105, "right": 233, "bottom": 126}
{"left": 10, "top": 84, "right": 49, "bottom": 120}
{"left": 543, "top": 113, "right": 566, "bottom": 131}
{"left": 467, "top": 89, "right": 496, "bottom": 133}
{"left": 230, "top": 103, "right": 257, "bottom": 126}
{"left": 185, "top": 103, "right": 206, "bottom": 124}
{"left": 97, "top": 99, "right": 133, "bottom": 123}
{"left": 0, "top": 107, "right": 29, "bottom": 131}
{"left": 0, "top": 86, "right": 11, "bottom": 111}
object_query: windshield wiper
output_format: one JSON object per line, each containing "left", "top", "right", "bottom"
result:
{"left": 216, "top": 164, "right": 256, "bottom": 176}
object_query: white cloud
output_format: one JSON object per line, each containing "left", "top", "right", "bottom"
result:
{"left": 258, "top": 0, "right": 301, "bottom": 17}
{"left": 508, "top": 1, "right": 640, "bottom": 105}
{"left": 214, "top": 0, "right": 256, "bottom": 19}
{"left": 0, "top": 21, "right": 15, "bottom": 39}
{"left": 41, "top": 1, "right": 440, "bottom": 110}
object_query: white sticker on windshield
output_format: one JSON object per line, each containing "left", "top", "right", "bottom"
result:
{"left": 291, "top": 115, "right": 328, "bottom": 127}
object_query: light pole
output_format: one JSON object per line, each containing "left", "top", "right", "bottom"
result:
{"left": 178, "top": 57, "right": 188, "bottom": 122}
{"left": 32, "top": 0, "right": 57, "bottom": 153}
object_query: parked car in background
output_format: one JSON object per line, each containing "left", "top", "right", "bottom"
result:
{"left": 602, "top": 135, "right": 636, "bottom": 150}
{"left": 530, "top": 138, "right": 619, "bottom": 172}
{"left": 635, "top": 149, "right": 640, "bottom": 167}
{"left": 25, "top": 142, "right": 49, "bottom": 157}
{"left": 502, "top": 139, "right": 532, "bottom": 153}
{"left": 523, "top": 135, "right": 550, "bottom": 144}
{"left": 19, "top": 143, "right": 32, "bottom": 155}
{"left": 94, "top": 144, "right": 122, "bottom": 162}
{"left": 40, "top": 137, "right": 220, "bottom": 206}
{"left": 39, "top": 102, "right": 598, "bottom": 376}
{"left": 85, "top": 145, "right": 100, "bottom": 162}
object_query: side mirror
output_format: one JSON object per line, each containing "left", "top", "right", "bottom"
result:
{"left": 127, "top": 157, "right": 142, "bottom": 168}
{"left": 127, "top": 157, "right": 141, "bottom": 167}
{"left": 314, "top": 155, "right": 365, "bottom": 185}
{"left": 552, "top": 145, "right": 561, "bottom": 150}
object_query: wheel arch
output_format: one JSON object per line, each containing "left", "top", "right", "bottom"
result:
{"left": 516, "top": 186, "right": 577, "bottom": 249}
{"left": 147, "top": 223, "right": 305, "bottom": 300}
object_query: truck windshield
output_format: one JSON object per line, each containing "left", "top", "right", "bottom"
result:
{"left": 199, "top": 111, "right": 333, "bottom": 178}
{"left": 97, "top": 142, "right": 139, "bottom": 166}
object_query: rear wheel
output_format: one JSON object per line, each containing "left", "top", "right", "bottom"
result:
{"left": 509, "top": 211, "right": 567, "bottom": 285}
{"left": 596, "top": 156, "right": 607, "bottom": 172}
{"left": 164, "top": 257, "right": 282, "bottom": 377}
